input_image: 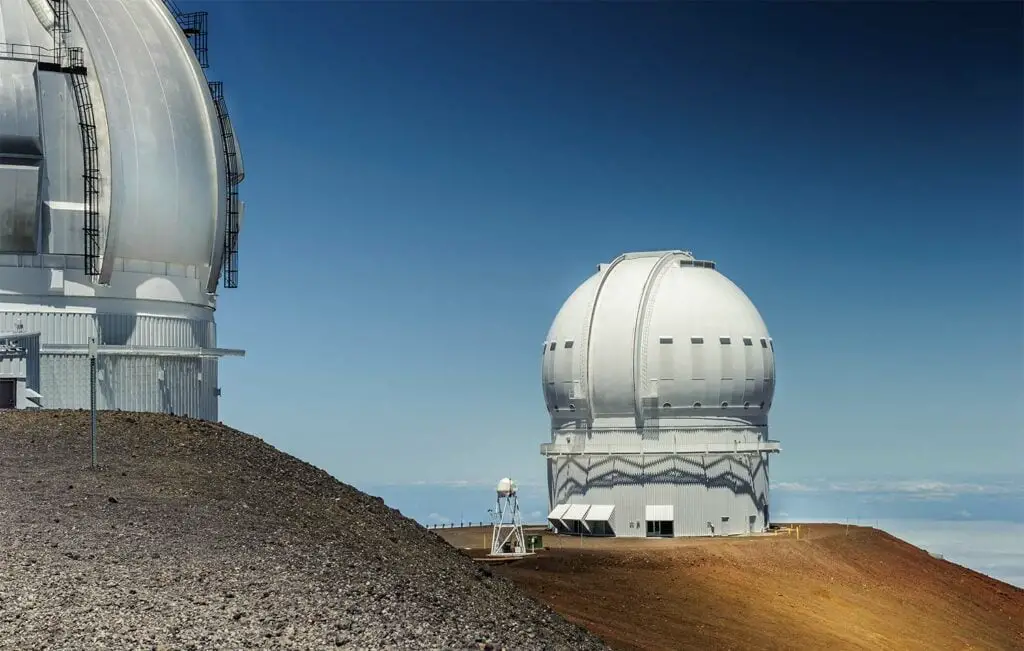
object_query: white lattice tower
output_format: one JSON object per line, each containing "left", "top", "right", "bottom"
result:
{"left": 490, "top": 477, "right": 528, "bottom": 556}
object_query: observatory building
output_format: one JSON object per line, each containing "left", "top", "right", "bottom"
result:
{"left": 0, "top": 0, "right": 245, "bottom": 418}
{"left": 541, "top": 250, "right": 780, "bottom": 538}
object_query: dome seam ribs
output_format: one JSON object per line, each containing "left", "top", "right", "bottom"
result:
{"left": 579, "top": 254, "right": 628, "bottom": 424}
{"left": 632, "top": 252, "right": 677, "bottom": 429}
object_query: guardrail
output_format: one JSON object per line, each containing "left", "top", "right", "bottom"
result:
{"left": 0, "top": 42, "right": 59, "bottom": 65}
{"left": 541, "top": 439, "right": 782, "bottom": 456}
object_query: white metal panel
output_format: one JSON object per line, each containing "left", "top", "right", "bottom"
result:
{"left": 547, "top": 504, "right": 570, "bottom": 520}
{"left": 71, "top": 0, "right": 223, "bottom": 267}
{"left": 645, "top": 504, "right": 674, "bottom": 521}
{"left": 0, "top": 164, "right": 41, "bottom": 253}
{"left": 584, "top": 504, "right": 614, "bottom": 521}
{"left": 543, "top": 272, "right": 602, "bottom": 421}
{"left": 588, "top": 254, "right": 661, "bottom": 419}
{"left": 0, "top": 60, "right": 42, "bottom": 157}
{"left": 561, "top": 503, "right": 590, "bottom": 522}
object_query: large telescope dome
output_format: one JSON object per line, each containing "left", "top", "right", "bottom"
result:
{"left": 0, "top": 0, "right": 245, "bottom": 418}
{"left": 541, "top": 250, "right": 775, "bottom": 429}
{"left": 540, "top": 250, "right": 781, "bottom": 538}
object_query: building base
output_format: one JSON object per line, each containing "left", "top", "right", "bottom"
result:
{"left": 546, "top": 452, "right": 772, "bottom": 538}
{"left": 0, "top": 307, "right": 242, "bottom": 421}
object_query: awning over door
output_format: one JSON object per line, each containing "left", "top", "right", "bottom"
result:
{"left": 561, "top": 503, "right": 591, "bottom": 524}
{"left": 645, "top": 504, "right": 674, "bottom": 521}
{"left": 547, "top": 504, "right": 570, "bottom": 521}
{"left": 583, "top": 504, "right": 614, "bottom": 521}
{"left": 581, "top": 504, "right": 614, "bottom": 532}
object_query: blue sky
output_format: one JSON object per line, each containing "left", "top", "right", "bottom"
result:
{"left": 183, "top": 3, "right": 1022, "bottom": 493}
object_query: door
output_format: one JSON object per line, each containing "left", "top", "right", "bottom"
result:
{"left": 0, "top": 379, "right": 16, "bottom": 408}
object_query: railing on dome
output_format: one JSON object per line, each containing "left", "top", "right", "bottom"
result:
{"left": 162, "top": 0, "right": 241, "bottom": 291}
{"left": 0, "top": 1, "right": 236, "bottom": 285}
{"left": 162, "top": 0, "right": 209, "bottom": 68}
{"left": 208, "top": 81, "right": 241, "bottom": 290}
{"left": 50, "top": 0, "right": 102, "bottom": 276}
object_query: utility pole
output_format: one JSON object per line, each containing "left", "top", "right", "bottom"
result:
{"left": 88, "top": 337, "right": 97, "bottom": 468}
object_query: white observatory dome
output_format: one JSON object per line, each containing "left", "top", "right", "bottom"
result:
{"left": 541, "top": 250, "right": 775, "bottom": 430}
{"left": 0, "top": 0, "right": 246, "bottom": 417}
{"left": 540, "top": 250, "right": 781, "bottom": 539}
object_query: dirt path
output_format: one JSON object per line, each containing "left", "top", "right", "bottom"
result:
{"left": 438, "top": 525, "right": 1024, "bottom": 650}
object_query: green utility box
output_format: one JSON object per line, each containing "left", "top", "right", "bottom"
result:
{"left": 527, "top": 534, "right": 543, "bottom": 551}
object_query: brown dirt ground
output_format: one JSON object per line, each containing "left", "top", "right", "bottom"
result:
{"left": 437, "top": 524, "right": 1024, "bottom": 651}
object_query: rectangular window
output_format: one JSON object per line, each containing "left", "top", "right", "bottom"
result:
{"left": 720, "top": 340, "right": 733, "bottom": 380}
{"left": 761, "top": 343, "right": 772, "bottom": 386}
{"left": 719, "top": 336, "right": 731, "bottom": 345}
{"left": 549, "top": 342, "right": 556, "bottom": 351}
{"left": 564, "top": 340, "right": 574, "bottom": 349}
{"left": 660, "top": 337, "right": 674, "bottom": 381}
{"left": 743, "top": 337, "right": 753, "bottom": 346}
{"left": 691, "top": 338, "right": 705, "bottom": 380}
{"left": 744, "top": 339, "right": 756, "bottom": 380}
{"left": 760, "top": 338, "right": 768, "bottom": 349}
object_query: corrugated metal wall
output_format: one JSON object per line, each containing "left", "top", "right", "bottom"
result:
{"left": 0, "top": 312, "right": 214, "bottom": 348}
{"left": 549, "top": 451, "right": 771, "bottom": 537}
{"left": 1, "top": 312, "right": 219, "bottom": 420}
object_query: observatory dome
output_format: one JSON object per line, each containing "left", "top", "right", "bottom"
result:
{"left": 541, "top": 250, "right": 775, "bottom": 429}
{"left": 0, "top": 0, "right": 245, "bottom": 417}
{"left": 540, "top": 250, "right": 781, "bottom": 539}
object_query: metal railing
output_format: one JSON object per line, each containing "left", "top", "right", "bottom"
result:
{"left": 0, "top": 42, "right": 59, "bottom": 65}
{"left": 540, "top": 439, "right": 782, "bottom": 457}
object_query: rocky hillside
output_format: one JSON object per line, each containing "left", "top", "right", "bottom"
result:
{"left": 0, "top": 410, "right": 608, "bottom": 650}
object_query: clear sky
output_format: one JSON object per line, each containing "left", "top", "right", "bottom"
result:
{"left": 181, "top": 1, "right": 1023, "bottom": 488}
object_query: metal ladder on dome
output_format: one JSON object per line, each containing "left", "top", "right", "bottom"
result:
{"left": 207, "top": 81, "right": 241, "bottom": 289}
{"left": 163, "top": 0, "right": 241, "bottom": 290}
{"left": 49, "top": 0, "right": 101, "bottom": 277}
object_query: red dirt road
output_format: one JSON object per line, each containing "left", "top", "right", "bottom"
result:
{"left": 438, "top": 524, "right": 1024, "bottom": 651}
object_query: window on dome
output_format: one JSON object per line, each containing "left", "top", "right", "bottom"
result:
{"left": 660, "top": 336, "right": 675, "bottom": 381}
{"left": 760, "top": 338, "right": 768, "bottom": 349}
{"left": 564, "top": 340, "right": 574, "bottom": 349}
{"left": 719, "top": 336, "right": 731, "bottom": 345}
{"left": 549, "top": 342, "right": 556, "bottom": 351}
{"left": 720, "top": 341, "right": 733, "bottom": 380}
{"left": 690, "top": 338, "right": 705, "bottom": 380}
{"left": 744, "top": 338, "right": 756, "bottom": 380}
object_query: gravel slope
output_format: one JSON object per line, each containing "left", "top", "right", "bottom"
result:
{"left": 0, "top": 410, "right": 608, "bottom": 651}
